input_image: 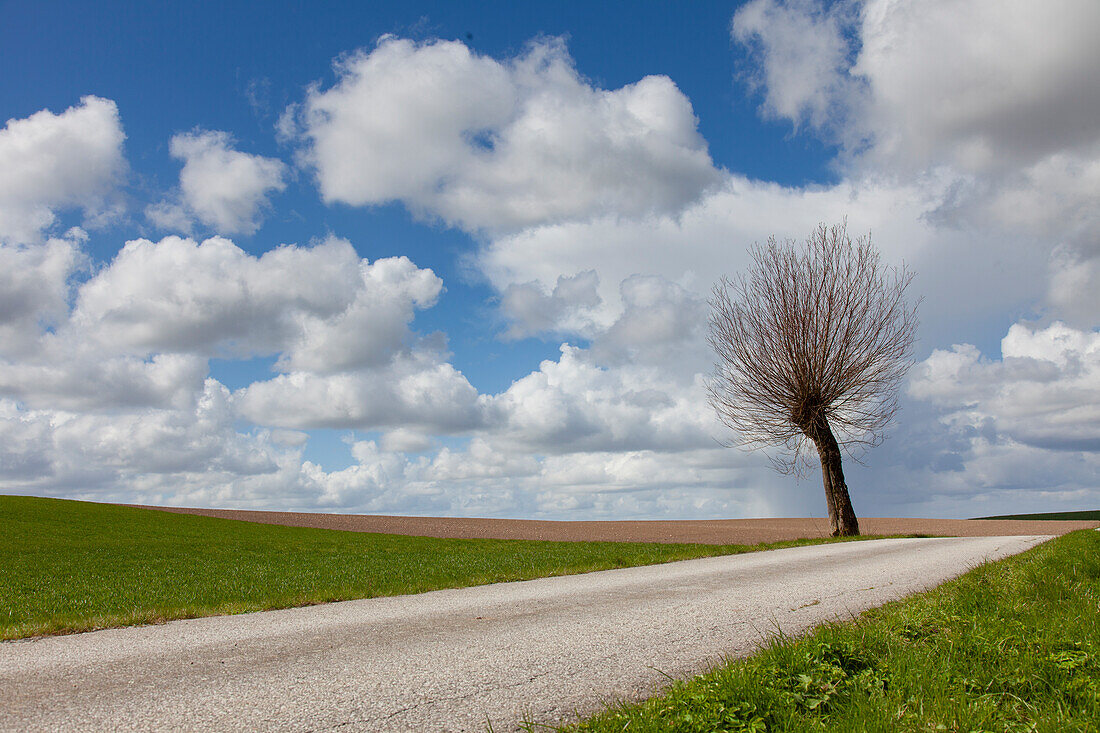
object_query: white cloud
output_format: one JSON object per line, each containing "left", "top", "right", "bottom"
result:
{"left": 732, "top": 0, "right": 862, "bottom": 133}
{"left": 467, "top": 0, "right": 1100, "bottom": 516}
{"left": 0, "top": 96, "right": 126, "bottom": 243}
{"left": 69, "top": 234, "right": 472, "bottom": 431}
{"left": 0, "top": 380, "right": 281, "bottom": 494}
{"left": 1048, "top": 244, "right": 1100, "bottom": 328}
{"left": 483, "top": 344, "right": 715, "bottom": 454}
{"left": 230, "top": 7, "right": 1100, "bottom": 518}
{"left": 63, "top": 233, "right": 479, "bottom": 434}
{"left": 591, "top": 276, "right": 710, "bottom": 372}
{"left": 732, "top": 0, "right": 1100, "bottom": 252}
{"left": 842, "top": 419, "right": 1100, "bottom": 519}
{"left": 478, "top": 173, "right": 1049, "bottom": 352}
{"left": 733, "top": 0, "right": 1100, "bottom": 174}
{"left": 0, "top": 231, "right": 85, "bottom": 357}
{"left": 0, "top": 227, "right": 482, "bottom": 510}
{"left": 297, "top": 436, "right": 787, "bottom": 519}
{"left": 910, "top": 322, "right": 1100, "bottom": 452}
{"left": 0, "top": 349, "right": 206, "bottom": 412}
{"left": 2, "top": 229, "right": 472, "bottom": 436}
{"left": 143, "top": 200, "right": 193, "bottom": 233}
{"left": 235, "top": 353, "right": 483, "bottom": 432}
{"left": 479, "top": 175, "right": 928, "bottom": 300}
{"left": 499, "top": 270, "right": 601, "bottom": 339}
{"left": 469, "top": 0, "right": 1097, "bottom": 346}
{"left": 282, "top": 253, "right": 443, "bottom": 374}
{"left": 252, "top": 333, "right": 783, "bottom": 516}
{"left": 296, "top": 36, "right": 719, "bottom": 233}
{"left": 852, "top": 0, "right": 1100, "bottom": 174}
{"left": 0, "top": 400, "right": 55, "bottom": 481}
{"left": 985, "top": 149, "right": 1100, "bottom": 245}
{"left": 147, "top": 130, "right": 287, "bottom": 235}
{"left": 72, "top": 235, "right": 363, "bottom": 357}
{"left": 380, "top": 427, "right": 434, "bottom": 453}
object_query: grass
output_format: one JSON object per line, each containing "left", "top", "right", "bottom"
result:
{"left": 1, "top": 495, "right": 881, "bottom": 640}
{"left": 559, "top": 529, "right": 1100, "bottom": 732}
{"left": 972, "top": 509, "right": 1100, "bottom": 521}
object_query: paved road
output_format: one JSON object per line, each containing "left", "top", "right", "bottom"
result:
{"left": 1, "top": 535, "right": 1048, "bottom": 732}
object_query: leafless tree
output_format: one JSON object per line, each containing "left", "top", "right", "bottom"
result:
{"left": 706, "top": 222, "right": 919, "bottom": 536}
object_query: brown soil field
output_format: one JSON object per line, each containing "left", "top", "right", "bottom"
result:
{"left": 132, "top": 505, "right": 1098, "bottom": 545}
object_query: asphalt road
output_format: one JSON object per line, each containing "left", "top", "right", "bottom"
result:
{"left": 1, "top": 535, "right": 1048, "bottom": 732}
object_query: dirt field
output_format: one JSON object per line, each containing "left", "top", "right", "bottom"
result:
{"left": 132, "top": 505, "right": 1098, "bottom": 544}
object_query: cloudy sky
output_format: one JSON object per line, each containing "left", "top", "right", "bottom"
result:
{"left": 2, "top": 0, "right": 1098, "bottom": 520}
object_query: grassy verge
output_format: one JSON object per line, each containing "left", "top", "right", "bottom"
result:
{"left": 562, "top": 530, "right": 1100, "bottom": 732}
{"left": 1, "top": 496, "right": 880, "bottom": 640}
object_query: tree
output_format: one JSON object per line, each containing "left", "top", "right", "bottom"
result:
{"left": 706, "top": 222, "right": 919, "bottom": 536}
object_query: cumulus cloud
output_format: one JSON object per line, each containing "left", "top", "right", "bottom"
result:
{"left": 839, "top": 413, "right": 1100, "bottom": 518}
{"left": 72, "top": 235, "right": 363, "bottom": 357}
{"left": 730, "top": 0, "right": 1100, "bottom": 257}
{"left": 1048, "top": 245, "right": 1100, "bottom": 327}
{"left": 499, "top": 270, "right": 601, "bottom": 339}
{"left": 0, "top": 96, "right": 126, "bottom": 243}
{"left": 478, "top": 173, "right": 1052, "bottom": 352}
{"left": 980, "top": 149, "right": 1100, "bottom": 260}
{"left": 0, "top": 350, "right": 207, "bottom": 412}
{"left": 147, "top": 130, "right": 287, "bottom": 235}
{"left": 0, "top": 400, "right": 55, "bottom": 482}
{"left": 43, "top": 233, "right": 474, "bottom": 435}
{"left": 732, "top": 0, "right": 862, "bottom": 134}
{"left": 1, "top": 228, "right": 475, "bottom": 437}
{"left": 0, "top": 230, "right": 86, "bottom": 357}
{"left": 863, "top": 320, "right": 1100, "bottom": 516}
{"left": 295, "top": 36, "right": 720, "bottom": 233}
{"left": 910, "top": 322, "right": 1100, "bottom": 452}
{"left": 380, "top": 427, "right": 434, "bottom": 453}
{"left": 483, "top": 344, "right": 715, "bottom": 454}
{"left": 282, "top": 254, "right": 443, "bottom": 374}
{"left": 297, "top": 436, "right": 786, "bottom": 519}
{"left": 591, "top": 276, "right": 710, "bottom": 370}
{"left": 852, "top": 0, "right": 1100, "bottom": 174}
{"left": 234, "top": 329, "right": 787, "bottom": 516}
{"left": 0, "top": 226, "right": 491, "bottom": 511}
{"left": 235, "top": 354, "right": 483, "bottom": 432}
{"left": 473, "top": 0, "right": 1097, "bottom": 348}
{"left": 733, "top": 0, "right": 1100, "bottom": 172}
{"left": 0, "top": 380, "right": 279, "bottom": 494}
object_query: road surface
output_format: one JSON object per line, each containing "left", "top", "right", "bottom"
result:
{"left": 0, "top": 535, "right": 1048, "bottom": 732}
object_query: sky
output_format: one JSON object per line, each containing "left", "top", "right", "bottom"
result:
{"left": 2, "top": 0, "right": 1099, "bottom": 520}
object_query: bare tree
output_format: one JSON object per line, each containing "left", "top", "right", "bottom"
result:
{"left": 706, "top": 222, "right": 919, "bottom": 536}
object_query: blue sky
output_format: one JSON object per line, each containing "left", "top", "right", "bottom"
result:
{"left": 2, "top": 0, "right": 1099, "bottom": 519}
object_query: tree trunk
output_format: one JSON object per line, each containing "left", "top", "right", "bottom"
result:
{"left": 806, "top": 415, "right": 860, "bottom": 537}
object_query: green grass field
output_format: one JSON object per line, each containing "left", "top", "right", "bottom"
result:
{"left": 972, "top": 509, "right": 1100, "bottom": 521}
{"left": 0, "top": 495, "right": 876, "bottom": 640}
{"left": 563, "top": 529, "right": 1100, "bottom": 732}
